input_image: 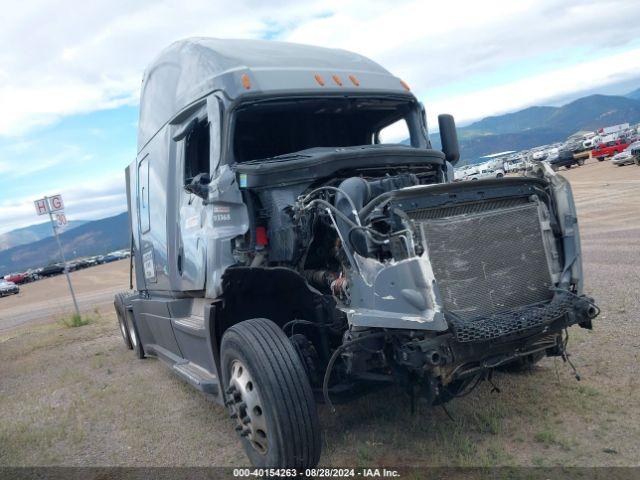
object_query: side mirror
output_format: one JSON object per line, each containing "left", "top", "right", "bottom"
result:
{"left": 185, "top": 172, "right": 211, "bottom": 199}
{"left": 438, "top": 114, "right": 460, "bottom": 165}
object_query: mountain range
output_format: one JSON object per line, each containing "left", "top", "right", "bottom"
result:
{"left": 0, "top": 212, "right": 129, "bottom": 274}
{"left": 0, "top": 219, "right": 87, "bottom": 251}
{"left": 430, "top": 90, "right": 640, "bottom": 161}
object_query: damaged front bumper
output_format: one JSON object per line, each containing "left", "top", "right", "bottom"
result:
{"left": 393, "top": 290, "right": 598, "bottom": 383}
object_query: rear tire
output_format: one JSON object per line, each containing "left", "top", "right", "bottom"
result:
{"left": 221, "top": 318, "right": 321, "bottom": 469}
{"left": 125, "top": 309, "right": 145, "bottom": 359}
{"left": 114, "top": 292, "right": 133, "bottom": 350}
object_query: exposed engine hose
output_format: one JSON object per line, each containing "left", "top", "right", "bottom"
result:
{"left": 282, "top": 319, "right": 320, "bottom": 334}
{"left": 299, "top": 186, "right": 362, "bottom": 226}
{"left": 358, "top": 192, "right": 395, "bottom": 221}
{"left": 301, "top": 199, "right": 360, "bottom": 228}
{"left": 322, "top": 332, "right": 388, "bottom": 413}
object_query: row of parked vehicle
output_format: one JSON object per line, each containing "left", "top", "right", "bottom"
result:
{"left": 0, "top": 249, "right": 130, "bottom": 298}
{"left": 455, "top": 122, "right": 640, "bottom": 179}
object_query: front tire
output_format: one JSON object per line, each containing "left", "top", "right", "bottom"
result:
{"left": 221, "top": 318, "right": 321, "bottom": 469}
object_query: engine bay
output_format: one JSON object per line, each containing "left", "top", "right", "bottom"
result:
{"left": 231, "top": 146, "right": 446, "bottom": 298}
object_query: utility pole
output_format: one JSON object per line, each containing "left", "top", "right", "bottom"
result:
{"left": 34, "top": 195, "right": 80, "bottom": 318}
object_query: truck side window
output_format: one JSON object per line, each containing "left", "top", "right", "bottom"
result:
{"left": 376, "top": 118, "right": 409, "bottom": 144}
{"left": 184, "top": 119, "right": 210, "bottom": 185}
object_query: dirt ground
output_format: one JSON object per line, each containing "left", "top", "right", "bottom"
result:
{"left": 0, "top": 260, "right": 129, "bottom": 332}
{"left": 0, "top": 159, "right": 639, "bottom": 468}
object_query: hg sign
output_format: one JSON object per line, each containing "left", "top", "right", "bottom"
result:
{"left": 34, "top": 194, "right": 64, "bottom": 215}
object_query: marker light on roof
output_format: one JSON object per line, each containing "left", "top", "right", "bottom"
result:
{"left": 241, "top": 73, "right": 251, "bottom": 90}
{"left": 314, "top": 74, "right": 325, "bottom": 86}
{"left": 348, "top": 75, "right": 360, "bottom": 86}
{"left": 332, "top": 74, "right": 343, "bottom": 86}
{"left": 400, "top": 79, "right": 411, "bottom": 91}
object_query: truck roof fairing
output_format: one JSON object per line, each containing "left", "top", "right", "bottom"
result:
{"left": 138, "top": 38, "right": 412, "bottom": 151}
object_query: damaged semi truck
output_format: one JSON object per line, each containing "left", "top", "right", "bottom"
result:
{"left": 114, "top": 38, "right": 599, "bottom": 468}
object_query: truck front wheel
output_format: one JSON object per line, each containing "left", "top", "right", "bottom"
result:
{"left": 221, "top": 318, "right": 321, "bottom": 469}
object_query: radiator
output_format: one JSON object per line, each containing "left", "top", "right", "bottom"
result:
{"left": 410, "top": 201, "right": 554, "bottom": 323}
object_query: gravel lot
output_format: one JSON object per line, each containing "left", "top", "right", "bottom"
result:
{"left": 1, "top": 159, "right": 638, "bottom": 468}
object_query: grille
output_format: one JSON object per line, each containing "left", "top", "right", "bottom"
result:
{"left": 448, "top": 291, "right": 575, "bottom": 342}
{"left": 411, "top": 202, "right": 554, "bottom": 330}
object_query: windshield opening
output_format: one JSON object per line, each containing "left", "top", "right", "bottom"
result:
{"left": 231, "top": 97, "right": 419, "bottom": 163}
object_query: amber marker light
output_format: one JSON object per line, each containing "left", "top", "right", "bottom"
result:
{"left": 348, "top": 75, "right": 360, "bottom": 86}
{"left": 314, "top": 74, "right": 326, "bottom": 86}
{"left": 241, "top": 73, "right": 251, "bottom": 90}
{"left": 400, "top": 79, "right": 411, "bottom": 91}
{"left": 332, "top": 74, "right": 343, "bottom": 86}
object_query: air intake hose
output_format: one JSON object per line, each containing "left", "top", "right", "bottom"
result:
{"left": 334, "top": 174, "right": 419, "bottom": 255}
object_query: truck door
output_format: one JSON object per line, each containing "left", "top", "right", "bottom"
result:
{"left": 175, "top": 116, "right": 209, "bottom": 291}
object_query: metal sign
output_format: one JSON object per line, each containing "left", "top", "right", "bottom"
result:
{"left": 33, "top": 194, "right": 80, "bottom": 318}
{"left": 49, "top": 194, "right": 64, "bottom": 212}
{"left": 34, "top": 195, "right": 64, "bottom": 215}
{"left": 34, "top": 198, "right": 48, "bottom": 216}
{"left": 56, "top": 213, "right": 68, "bottom": 226}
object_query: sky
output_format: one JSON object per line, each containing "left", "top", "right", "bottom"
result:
{"left": 1, "top": 0, "right": 640, "bottom": 235}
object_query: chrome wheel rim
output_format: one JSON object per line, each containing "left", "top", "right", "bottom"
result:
{"left": 127, "top": 317, "right": 138, "bottom": 348}
{"left": 226, "top": 360, "right": 268, "bottom": 455}
{"left": 118, "top": 313, "right": 128, "bottom": 340}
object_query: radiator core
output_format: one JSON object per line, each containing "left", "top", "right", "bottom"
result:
{"left": 412, "top": 202, "right": 554, "bottom": 321}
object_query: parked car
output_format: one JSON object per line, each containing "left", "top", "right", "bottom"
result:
{"left": 39, "top": 263, "right": 65, "bottom": 277}
{"left": 101, "top": 254, "right": 121, "bottom": 263}
{"left": 631, "top": 142, "right": 640, "bottom": 166}
{"left": 0, "top": 280, "right": 19, "bottom": 296}
{"left": 73, "top": 258, "right": 94, "bottom": 269}
{"left": 611, "top": 151, "right": 633, "bottom": 166}
{"left": 4, "top": 272, "right": 29, "bottom": 284}
{"left": 592, "top": 139, "right": 631, "bottom": 161}
{"left": 582, "top": 136, "right": 600, "bottom": 150}
{"left": 549, "top": 149, "right": 585, "bottom": 170}
{"left": 464, "top": 167, "right": 505, "bottom": 180}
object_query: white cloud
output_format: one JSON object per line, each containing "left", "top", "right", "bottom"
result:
{"left": 1, "top": 0, "right": 639, "bottom": 136}
{"left": 427, "top": 47, "right": 640, "bottom": 126}
{"left": 0, "top": 172, "right": 127, "bottom": 234}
